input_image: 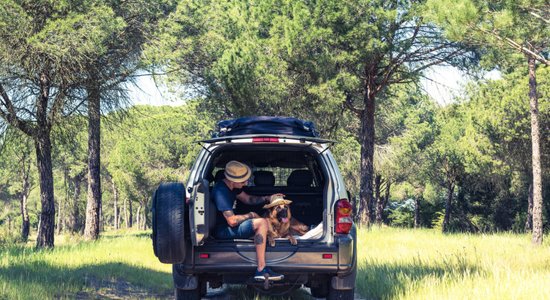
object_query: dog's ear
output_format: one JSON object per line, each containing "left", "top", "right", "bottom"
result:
{"left": 270, "top": 207, "right": 277, "bottom": 218}
{"left": 286, "top": 205, "right": 292, "bottom": 218}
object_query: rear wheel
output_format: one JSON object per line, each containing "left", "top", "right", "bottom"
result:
{"left": 174, "top": 277, "right": 206, "bottom": 300}
{"left": 175, "top": 288, "right": 199, "bottom": 300}
{"left": 152, "top": 182, "right": 186, "bottom": 264}
{"left": 327, "top": 287, "right": 354, "bottom": 300}
{"left": 310, "top": 283, "right": 328, "bottom": 298}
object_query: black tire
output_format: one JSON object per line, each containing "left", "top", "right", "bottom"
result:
{"left": 152, "top": 182, "right": 186, "bottom": 264}
{"left": 310, "top": 284, "right": 329, "bottom": 298}
{"left": 174, "top": 279, "right": 206, "bottom": 300}
{"left": 175, "top": 288, "right": 200, "bottom": 300}
{"left": 327, "top": 288, "right": 354, "bottom": 300}
{"left": 199, "top": 280, "right": 207, "bottom": 297}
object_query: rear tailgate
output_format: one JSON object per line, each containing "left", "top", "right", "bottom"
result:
{"left": 185, "top": 234, "right": 354, "bottom": 275}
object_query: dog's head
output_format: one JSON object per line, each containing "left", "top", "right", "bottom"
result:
{"left": 268, "top": 204, "right": 292, "bottom": 224}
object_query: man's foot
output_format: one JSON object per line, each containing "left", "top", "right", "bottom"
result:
{"left": 254, "top": 267, "right": 284, "bottom": 281}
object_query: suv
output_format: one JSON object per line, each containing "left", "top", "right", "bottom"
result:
{"left": 152, "top": 117, "right": 357, "bottom": 299}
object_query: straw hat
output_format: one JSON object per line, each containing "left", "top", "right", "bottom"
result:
{"left": 224, "top": 160, "right": 251, "bottom": 183}
{"left": 263, "top": 194, "right": 292, "bottom": 209}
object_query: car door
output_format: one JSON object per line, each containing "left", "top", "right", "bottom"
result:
{"left": 189, "top": 178, "right": 210, "bottom": 246}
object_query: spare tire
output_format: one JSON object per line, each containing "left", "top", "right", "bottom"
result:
{"left": 152, "top": 182, "right": 186, "bottom": 264}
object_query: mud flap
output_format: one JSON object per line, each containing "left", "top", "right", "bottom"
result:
{"left": 172, "top": 265, "right": 198, "bottom": 290}
{"left": 331, "top": 270, "right": 356, "bottom": 290}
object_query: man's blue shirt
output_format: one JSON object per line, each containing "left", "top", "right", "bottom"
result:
{"left": 211, "top": 180, "right": 254, "bottom": 239}
{"left": 211, "top": 180, "right": 241, "bottom": 223}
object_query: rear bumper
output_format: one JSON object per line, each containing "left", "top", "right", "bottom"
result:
{"left": 178, "top": 233, "right": 355, "bottom": 275}
{"left": 174, "top": 228, "right": 357, "bottom": 290}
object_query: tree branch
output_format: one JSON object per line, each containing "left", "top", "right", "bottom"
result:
{"left": 0, "top": 83, "right": 36, "bottom": 136}
{"left": 477, "top": 27, "right": 549, "bottom": 65}
{"left": 48, "top": 87, "right": 66, "bottom": 125}
{"left": 344, "top": 92, "right": 363, "bottom": 117}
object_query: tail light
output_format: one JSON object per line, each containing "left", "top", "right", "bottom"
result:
{"left": 335, "top": 199, "right": 353, "bottom": 234}
{"left": 252, "top": 137, "right": 279, "bottom": 143}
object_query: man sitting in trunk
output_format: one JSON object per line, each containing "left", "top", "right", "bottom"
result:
{"left": 211, "top": 160, "right": 285, "bottom": 281}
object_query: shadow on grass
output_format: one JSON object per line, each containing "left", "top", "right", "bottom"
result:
{"left": 221, "top": 284, "right": 315, "bottom": 300}
{"left": 0, "top": 260, "right": 172, "bottom": 299}
{"left": 357, "top": 257, "right": 484, "bottom": 300}
{"left": 99, "top": 231, "right": 152, "bottom": 240}
{"left": 0, "top": 256, "right": 316, "bottom": 300}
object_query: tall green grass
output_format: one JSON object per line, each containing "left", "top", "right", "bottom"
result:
{"left": 356, "top": 227, "right": 550, "bottom": 300}
{"left": 1, "top": 227, "right": 548, "bottom": 299}
{"left": 0, "top": 230, "right": 313, "bottom": 299}
{"left": 0, "top": 230, "right": 172, "bottom": 299}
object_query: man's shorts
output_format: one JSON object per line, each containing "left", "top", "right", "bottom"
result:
{"left": 213, "top": 219, "right": 255, "bottom": 239}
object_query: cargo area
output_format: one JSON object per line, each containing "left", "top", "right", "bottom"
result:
{"left": 203, "top": 144, "right": 327, "bottom": 242}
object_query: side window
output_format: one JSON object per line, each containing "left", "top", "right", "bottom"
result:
{"left": 209, "top": 168, "right": 226, "bottom": 185}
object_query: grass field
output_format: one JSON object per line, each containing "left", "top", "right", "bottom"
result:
{"left": 0, "top": 227, "right": 548, "bottom": 299}
{"left": 357, "top": 227, "right": 550, "bottom": 300}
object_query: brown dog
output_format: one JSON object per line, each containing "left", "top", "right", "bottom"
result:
{"left": 263, "top": 195, "right": 309, "bottom": 246}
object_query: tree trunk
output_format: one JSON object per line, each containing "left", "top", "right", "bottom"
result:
{"left": 35, "top": 132, "right": 55, "bottom": 248}
{"left": 20, "top": 193, "right": 30, "bottom": 242}
{"left": 57, "top": 166, "right": 67, "bottom": 235}
{"left": 374, "top": 175, "right": 382, "bottom": 225}
{"left": 525, "top": 183, "right": 533, "bottom": 232}
{"left": 19, "top": 156, "right": 31, "bottom": 242}
{"left": 112, "top": 178, "right": 119, "bottom": 230}
{"left": 84, "top": 80, "right": 102, "bottom": 240}
{"left": 528, "top": 57, "right": 543, "bottom": 245}
{"left": 99, "top": 199, "right": 103, "bottom": 232}
{"left": 358, "top": 86, "right": 376, "bottom": 226}
{"left": 128, "top": 198, "right": 133, "bottom": 228}
{"left": 56, "top": 198, "right": 62, "bottom": 235}
{"left": 142, "top": 197, "right": 149, "bottom": 230}
{"left": 414, "top": 197, "right": 421, "bottom": 229}
{"left": 376, "top": 181, "right": 391, "bottom": 224}
{"left": 136, "top": 205, "right": 141, "bottom": 230}
{"left": 123, "top": 197, "right": 129, "bottom": 228}
{"left": 68, "top": 172, "right": 84, "bottom": 233}
{"left": 442, "top": 182, "right": 455, "bottom": 233}
{"left": 350, "top": 196, "right": 358, "bottom": 223}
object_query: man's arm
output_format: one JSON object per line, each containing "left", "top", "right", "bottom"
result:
{"left": 222, "top": 210, "right": 259, "bottom": 227}
{"left": 236, "top": 191, "right": 269, "bottom": 205}
{"left": 237, "top": 192, "right": 285, "bottom": 205}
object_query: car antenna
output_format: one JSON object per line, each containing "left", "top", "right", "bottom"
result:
{"left": 197, "top": 141, "right": 212, "bottom": 154}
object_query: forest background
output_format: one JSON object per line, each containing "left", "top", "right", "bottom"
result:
{"left": 0, "top": 0, "right": 548, "bottom": 250}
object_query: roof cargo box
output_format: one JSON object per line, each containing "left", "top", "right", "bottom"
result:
{"left": 213, "top": 116, "right": 319, "bottom": 138}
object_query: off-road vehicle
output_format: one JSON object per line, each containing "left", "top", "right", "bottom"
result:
{"left": 152, "top": 116, "right": 357, "bottom": 299}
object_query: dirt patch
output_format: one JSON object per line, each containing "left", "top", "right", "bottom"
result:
{"left": 72, "top": 276, "right": 171, "bottom": 299}
{"left": 69, "top": 278, "right": 365, "bottom": 299}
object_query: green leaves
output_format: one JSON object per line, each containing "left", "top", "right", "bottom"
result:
{"left": 28, "top": 5, "right": 125, "bottom": 65}
{"left": 424, "top": 0, "right": 479, "bottom": 40}
{"left": 103, "top": 103, "right": 214, "bottom": 202}
{"left": 424, "top": 0, "right": 549, "bottom": 68}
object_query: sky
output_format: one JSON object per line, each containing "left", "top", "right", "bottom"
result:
{"left": 128, "top": 75, "right": 185, "bottom": 107}
{"left": 129, "top": 66, "right": 501, "bottom": 107}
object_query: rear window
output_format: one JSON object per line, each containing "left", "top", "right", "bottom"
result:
{"left": 211, "top": 166, "right": 320, "bottom": 187}
{"left": 251, "top": 167, "right": 315, "bottom": 187}
{"left": 207, "top": 146, "right": 324, "bottom": 187}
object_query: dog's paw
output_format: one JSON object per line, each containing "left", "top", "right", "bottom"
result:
{"left": 268, "top": 237, "right": 276, "bottom": 247}
{"left": 289, "top": 236, "right": 297, "bottom": 245}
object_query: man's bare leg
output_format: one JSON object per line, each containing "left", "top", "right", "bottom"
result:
{"left": 252, "top": 218, "right": 268, "bottom": 271}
